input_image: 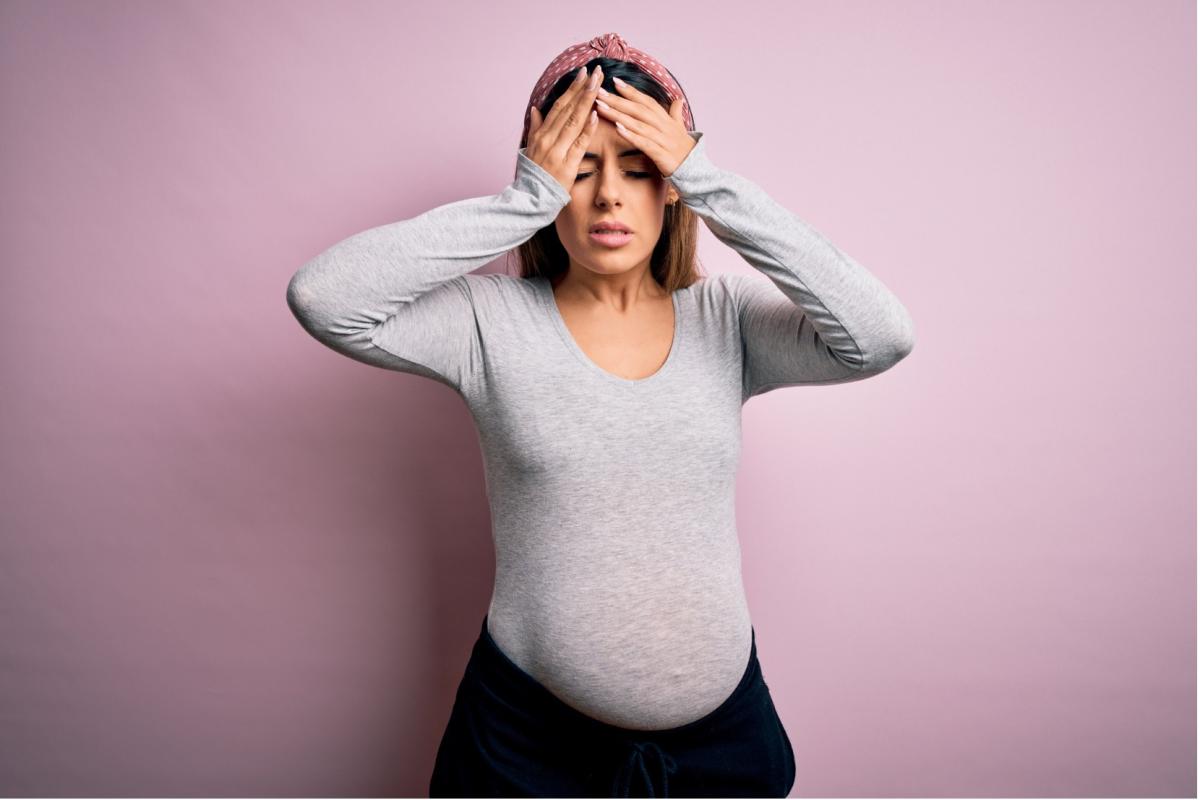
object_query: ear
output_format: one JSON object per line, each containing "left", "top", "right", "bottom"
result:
{"left": 666, "top": 187, "right": 680, "bottom": 206}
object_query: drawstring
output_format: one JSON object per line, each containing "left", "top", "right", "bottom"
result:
{"left": 611, "top": 740, "right": 679, "bottom": 797}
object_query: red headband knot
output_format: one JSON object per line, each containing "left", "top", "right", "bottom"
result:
{"left": 589, "top": 32, "right": 629, "bottom": 59}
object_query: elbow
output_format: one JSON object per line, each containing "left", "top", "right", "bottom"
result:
{"left": 883, "top": 309, "right": 916, "bottom": 371}
{"left": 286, "top": 271, "right": 313, "bottom": 320}
{"left": 286, "top": 273, "right": 317, "bottom": 332}
{"left": 860, "top": 310, "right": 915, "bottom": 376}
{"left": 892, "top": 311, "right": 916, "bottom": 362}
{"left": 285, "top": 262, "right": 378, "bottom": 352}
{"left": 287, "top": 251, "right": 331, "bottom": 323}
{"left": 286, "top": 266, "right": 332, "bottom": 337}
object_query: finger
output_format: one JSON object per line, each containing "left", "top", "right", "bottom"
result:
{"left": 528, "top": 105, "right": 541, "bottom": 137}
{"left": 540, "top": 66, "right": 590, "bottom": 137}
{"left": 540, "top": 66, "right": 586, "bottom": 132}
{"left": 612, "top": 116, "right": 652, "bottom": 146}
{"left": 566, "top": 108, "right": 600, "bottom": 159}
{"left": 553, "top": 67, "right": 602, "bottom": 152}
{"left": 595, "top": 99, "right": 665, "bottom": 151}
{"left": 670, "top": 98, "right": 685, "bottom": 126}
{"left": 596, "top": 84, "right": 662, "bottom": 127}
{"left": 609, "top": 116, "right": 666, "bottom": 168}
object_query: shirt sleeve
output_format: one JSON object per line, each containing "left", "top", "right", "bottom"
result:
{"left": 666, "top": 131, "right": 916, "bottom": 402}
{"left": 285, "top": 149, "right": 571, "bottom": 397}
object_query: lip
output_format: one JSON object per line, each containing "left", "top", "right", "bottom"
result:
{"left": 588, "top": 230, "right": 635, "bottom": 248}
{"left": 589, "top": 222, "right": 633, "bottom": 234}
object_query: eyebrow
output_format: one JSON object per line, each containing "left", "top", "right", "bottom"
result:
{"left": 581, "top": 149, "right": 648, "bottom": 161}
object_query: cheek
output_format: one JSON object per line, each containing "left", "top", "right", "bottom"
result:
{"left": 554, "top": 211, "right": 586, "bottom": 242}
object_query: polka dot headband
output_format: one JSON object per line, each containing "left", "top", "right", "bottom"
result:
{"left": 522, "top": 32, "right": 694, "bottom": 146}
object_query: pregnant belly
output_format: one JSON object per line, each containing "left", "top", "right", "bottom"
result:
{"left": 486, "top": 559, "right": 754, "bottom": 730}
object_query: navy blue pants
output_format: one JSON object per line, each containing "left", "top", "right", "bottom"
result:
{"left": 429, "top": 615, "right": 796, "bottom": 798}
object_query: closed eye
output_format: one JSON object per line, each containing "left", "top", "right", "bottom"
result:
{"left": 575, "top": 171, "right": 653, "bottom": 181}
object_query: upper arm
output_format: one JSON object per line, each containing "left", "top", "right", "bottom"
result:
{"left": 730, "top": 274, "right": 872, "bottom": 402}
{"left": 365, "top": 274, "right": 482, "bottom": 397}
{"left": 288, "top": 272, "right": 483, "bottom": 398}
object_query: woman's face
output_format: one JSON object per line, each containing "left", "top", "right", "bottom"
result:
{"left": 554, "top": 118, "right": 678, "bottom": 281}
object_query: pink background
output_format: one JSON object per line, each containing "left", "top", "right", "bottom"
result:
{"left": 1, "top": 0, "right": 1194, "bottom": 796}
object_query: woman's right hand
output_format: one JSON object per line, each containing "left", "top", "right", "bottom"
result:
{"left": 526, "top": 65, "right": 603, "bottom": 195}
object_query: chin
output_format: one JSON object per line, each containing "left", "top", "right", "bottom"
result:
{"left": 575, "top": 239, "right": 653, "bottom": 259}
{"left": 576, "top": 252, "right": 653, "bottom": 274}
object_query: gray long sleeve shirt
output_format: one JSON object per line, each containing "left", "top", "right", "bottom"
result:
{"left": 286, "top": 131, "right": 915, "bottom": 730}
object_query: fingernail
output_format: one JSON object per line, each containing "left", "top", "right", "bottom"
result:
{"left": 613, "top": 77, "right": 626, "bottom": 86}
{"left": 576, "top": 66, "right": 587, "bottom": 82}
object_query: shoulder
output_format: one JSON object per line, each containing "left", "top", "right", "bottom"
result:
{"left": 705, "top": 272, "right": 781, "bottom": 309}
{"left": 708, "top": 272, "right": 767, "bottom": 295}
{"left": 675, "top": 273, "right": 743, "bottom": 329}
{"left": 684, "top": 273, "right": 784, "bottom": 329}
{"left": 685, "top": 272, "right": 751, "bottom": 306}
{"left": 459, "top": 272, "right": 544, "bottom": 301}
{"left": 457, "top": 273, "right": 547, "bottom": 327}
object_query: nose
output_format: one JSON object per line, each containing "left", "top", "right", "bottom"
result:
{"left": 593, "top": 165, "right": 626, "bottom": 208}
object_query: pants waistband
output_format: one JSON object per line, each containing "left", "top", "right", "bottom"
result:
{"left": 470, "top": 615, "right": 760, "bottom": 738}
{"left": 466, "top": 615, "right": 765, "bottom": 797}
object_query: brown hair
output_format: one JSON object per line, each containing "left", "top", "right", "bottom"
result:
{"left": 507, "top": 57, "right": 706, "bottom": 292}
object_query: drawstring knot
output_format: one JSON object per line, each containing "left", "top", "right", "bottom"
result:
{"left": 612, "top": 740, "right": 679, "bottom": 797}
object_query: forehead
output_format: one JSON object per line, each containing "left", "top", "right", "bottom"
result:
{"left": 582, "top": 125, "right": 649, "bottom": 161}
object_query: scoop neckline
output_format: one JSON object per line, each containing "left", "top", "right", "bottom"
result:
{"left": 536, "top": 276, "right": 683, "bottom": 388}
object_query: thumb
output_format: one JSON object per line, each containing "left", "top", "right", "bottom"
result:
{"left": 670, "top": 98, "right": 685, "bottom": 126}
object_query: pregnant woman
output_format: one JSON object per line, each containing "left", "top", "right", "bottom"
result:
{"left": 287, "top": 32, "right": 915, "bottom": 799}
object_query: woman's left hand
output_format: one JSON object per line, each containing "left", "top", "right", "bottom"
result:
{"left": 593, "top": 78, "right": 695, "bottom": 178}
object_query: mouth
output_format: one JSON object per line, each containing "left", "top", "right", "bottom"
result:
{"left": 588, "top": 230, "right": 635, "bottom": 248}
{"left": 589, "top": 221, "right": 633, "bottom": 235}
{"left": 589, "top": 220, "right": 634, "bottom": 248}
